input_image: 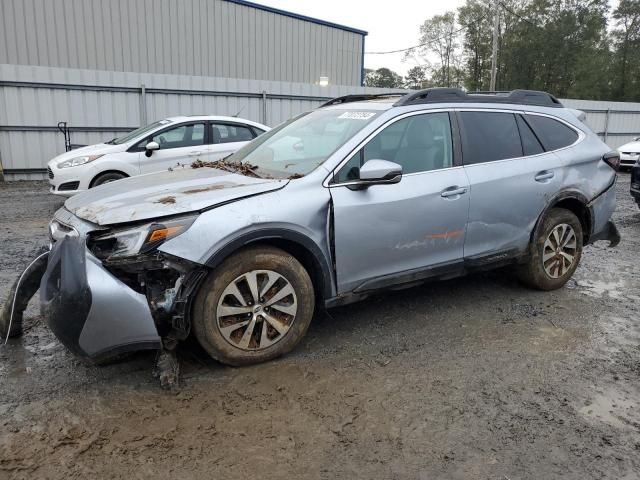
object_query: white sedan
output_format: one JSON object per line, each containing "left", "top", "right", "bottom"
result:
{"left": 617, "top": 136, "right": 640, "bottom": 169}
{"left": 47, "top": 116, "right": 270, "bottom": 196}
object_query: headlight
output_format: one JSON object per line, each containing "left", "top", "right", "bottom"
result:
{"left": 58, "top": 154, "right": 104, "bottom": 169}
{"left": 88, "top": 215, "right": 197, "bottom": 260}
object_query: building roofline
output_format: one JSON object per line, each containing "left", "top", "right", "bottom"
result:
{"left": 223, "top": 0, "right": 368, "bottom": 36}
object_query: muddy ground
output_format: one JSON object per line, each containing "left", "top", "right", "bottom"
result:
{"left": 0, "top": 176, "right": 639, "bottom": 480}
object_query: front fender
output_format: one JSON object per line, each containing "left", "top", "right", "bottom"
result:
{"left": 204, "top": 226, "right": 335, "bottom": 299}
{"left": 159, "top": 183, "right": 335, "bottom": 298}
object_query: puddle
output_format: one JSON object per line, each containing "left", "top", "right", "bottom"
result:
{"left": 579, "top": 388, "right": 637, "bottom": 429}
{"left": 573, "top": 277, "right": 629, "bottom": 299}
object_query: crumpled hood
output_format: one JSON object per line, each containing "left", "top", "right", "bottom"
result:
{"left": 618, "top": 140, "right": 640, "bottom": 153}
{"left": 49, "top": 143, "right": 127, "bottom": 165}
{"left": 64, "top": 167, "right": 289, "bottom": 226}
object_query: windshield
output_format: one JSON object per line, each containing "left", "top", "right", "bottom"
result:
{"left": 229, "top": 109, "right": 380, "bottom": 178}
{"left": 107, "top": 119, "right": 173, "bottom": 145}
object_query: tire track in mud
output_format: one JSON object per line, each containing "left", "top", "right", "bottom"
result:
{"left": 1, "top": 177, "right": 640, "bottom": 479}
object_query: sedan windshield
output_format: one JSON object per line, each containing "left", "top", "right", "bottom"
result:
{"left": 107, "top": 119, "right": 173, "bottom": 145}
{"left": 228, "top": 109, "right": 380, "bottom": 178}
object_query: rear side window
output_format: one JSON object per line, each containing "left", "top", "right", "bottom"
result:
{"left": 516, "top": 115, "right": 544, "bottom": 156}
{"left": 459, "top": 112, "right": 522, "bottom": 164}
{"left": 525, "top": 115, "right": 578, "bottom": 151}
{"left": 211, "top": 124, "right": 255, "bottom": 144}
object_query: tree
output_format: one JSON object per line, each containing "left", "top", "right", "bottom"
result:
{"left": 404, "top": 66, "right": 428, "bottom": 89}
{"left": 405, "top": 12, "right": 464, "bottom": 88}
{"left": 458, "top": 0, "right": 493, "bottom": 91}
{"left": 612, "top": 0, "right": 640, "bottom": 100}
{"left": 364, "top": 67, "right": 404, "bottom": 88}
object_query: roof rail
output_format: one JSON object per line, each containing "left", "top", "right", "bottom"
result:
{"left": 320, "top": 93, "right": 406, "bottom": 108}
{"left": 393, "top": 88, "right": 562, "bottom": 108}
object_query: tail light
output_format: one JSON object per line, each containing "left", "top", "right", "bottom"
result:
{"left": 602, "top": 151, "right": 620, "bottom": 171}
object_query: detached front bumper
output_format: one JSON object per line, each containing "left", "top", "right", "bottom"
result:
{"left": 40, "top": 235, "right": 161, "bottom": 361}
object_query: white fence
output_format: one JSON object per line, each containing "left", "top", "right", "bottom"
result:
{"left": 1, "top": 64, "right": 639, "bottom": 180}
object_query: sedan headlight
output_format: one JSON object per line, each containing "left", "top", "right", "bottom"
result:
{"left": 88, "top": 215, "right": 197, "bottom": 260}
{"left": 58, "top": 154, "right": 104, "bottom": 169}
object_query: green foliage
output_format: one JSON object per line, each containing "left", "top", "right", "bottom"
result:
{"left": 364, "top": 67, "right": 404, "bottom": 88}
{"left": 408, "top": 0, "right": 640, "bottom": 101}
{"left": 404, "top": 66, "right": 429, "bottom": 89}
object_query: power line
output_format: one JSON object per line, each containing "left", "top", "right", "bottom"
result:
{"left": 365, "top": 14, "right": 488, "bottom": 55}
{"left": 499, "top": 2, "right": 540, "bottom": 27}
{"left": 365, "top": 4, "right": 540, "bottom": 56}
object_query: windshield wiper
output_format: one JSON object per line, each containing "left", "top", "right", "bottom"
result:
{"left": 104, "top": 138, "right": 117, "bottom": 145}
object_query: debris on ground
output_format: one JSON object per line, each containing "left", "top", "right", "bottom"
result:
{"left": 152, "top": 349, "right": 180, "bottom": 390}
{"left": 1, "top": 178, "right": 640, "bottom": 478}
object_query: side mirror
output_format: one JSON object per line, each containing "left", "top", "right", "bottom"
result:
{"left": 145, "top": 141, "right": 160, "bottom": 157}
{"left": 354, "top": 159, "right": 402, "bottom": 188}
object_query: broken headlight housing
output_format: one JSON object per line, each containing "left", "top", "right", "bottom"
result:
{"left": 88, "top": 215, "right": 197, "bottom": 260}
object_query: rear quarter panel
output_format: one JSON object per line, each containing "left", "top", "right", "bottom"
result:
{"left": 550, "top": 111, "right": 616, "bottom": 236}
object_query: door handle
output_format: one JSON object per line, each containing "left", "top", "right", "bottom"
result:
{"left": 440, "top": 186, "right": 467, "bottom": 198}
{"left": 535, "top": 171, "right": 554, "bottom": 182}
{"left": 188, "top": 151, "right": 203, "bottom": 157}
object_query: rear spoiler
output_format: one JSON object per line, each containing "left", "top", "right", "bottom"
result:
{"left": 567, "top": 108, "right": 587, "bottom": 122}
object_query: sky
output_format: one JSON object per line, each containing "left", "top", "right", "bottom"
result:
{"left": 253, "top": 0, "right": 466, "bottom": 76}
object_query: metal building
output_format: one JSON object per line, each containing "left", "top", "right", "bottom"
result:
{"left": 0, "top": 0, "right": 367, "bottom": 86}
{"left": 1, "top": 1, "right": 639, "bottom": 180}
{"left": 0, "top": 0, "right": 374, "bottom": 179}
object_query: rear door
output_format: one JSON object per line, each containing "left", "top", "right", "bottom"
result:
{"left": 458, "top": 110, "right": 571, "bottom": 260}
{"left": 330, "top": 111, "right": 470, "bottom": 293}
{"left": 137, "top": 121, "right": 206, "bottom": 173}
{"left": 204, "top": 122, "right": 258, "bottom": 162}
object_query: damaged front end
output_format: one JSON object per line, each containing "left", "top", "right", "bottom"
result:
{"left": 5, "top": 207, "right": 206, "bottom": 365}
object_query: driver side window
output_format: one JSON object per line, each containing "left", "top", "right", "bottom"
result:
{"left": 136, "top": 123, "right": 205, "bottom": 151}
{"left": 333, "top": 112, "right": 453, "bottom": 184}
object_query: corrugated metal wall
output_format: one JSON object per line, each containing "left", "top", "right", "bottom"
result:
{"left": 562, "top": 98, "right": 640, "bottom": 149}
{"left": 0, "top": 0, "right": 365, "bottom": 86}
{"left": 0, "top": 64, "right": 403, "bottom": 179}
{"left": 1, "top": 65, "right": 639, "bottom": 180}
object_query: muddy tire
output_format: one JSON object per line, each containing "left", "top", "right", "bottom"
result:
{"left": 91, "top": 171, "right": 126, "bottom": 187}
{"left": 518, "top": 208, "right": 583, "bottom": 291}
{"left": 192, "top": 246, "right": 315, "bottom": 366}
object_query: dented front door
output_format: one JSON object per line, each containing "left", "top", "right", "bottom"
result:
{"left": 330, "top": 168, "right": 470, "bottom": 293}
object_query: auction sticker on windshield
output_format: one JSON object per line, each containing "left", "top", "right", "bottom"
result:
{"left": 338, "top": 112, "right": 377, "bottom": 120}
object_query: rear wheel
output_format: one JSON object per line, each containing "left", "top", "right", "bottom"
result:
{"left": 518, "top": 208, "right": 583, "bottom": 290}
{"left": 91, "top": 171, "right": 127, "bottom": 187}
{"left": 192, "top": 246, "right": 315, "bottom": 366}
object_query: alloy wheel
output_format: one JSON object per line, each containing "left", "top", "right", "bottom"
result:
{"left": 542, "top": 223, "right": 577, "bottom": 279}
{"left": 216, "top": 269, "right": 298, "bottom": 351}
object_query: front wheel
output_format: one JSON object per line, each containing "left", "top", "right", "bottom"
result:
{"left": 192, "top": 246, "right": 315, "bottom": 366}
{"left": 518, "top": 208, "right": 583, "bottom": 291}
{"left": 90, "top": 171, "right": 127, "bottom": 187}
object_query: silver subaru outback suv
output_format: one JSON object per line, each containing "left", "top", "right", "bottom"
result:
{"left": 3, "top": 88, "right": 621, "bottom": 367}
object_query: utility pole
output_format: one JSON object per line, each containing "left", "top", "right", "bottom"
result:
{"left": 490, "top": 0, "right": 499, "bottom": 91}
